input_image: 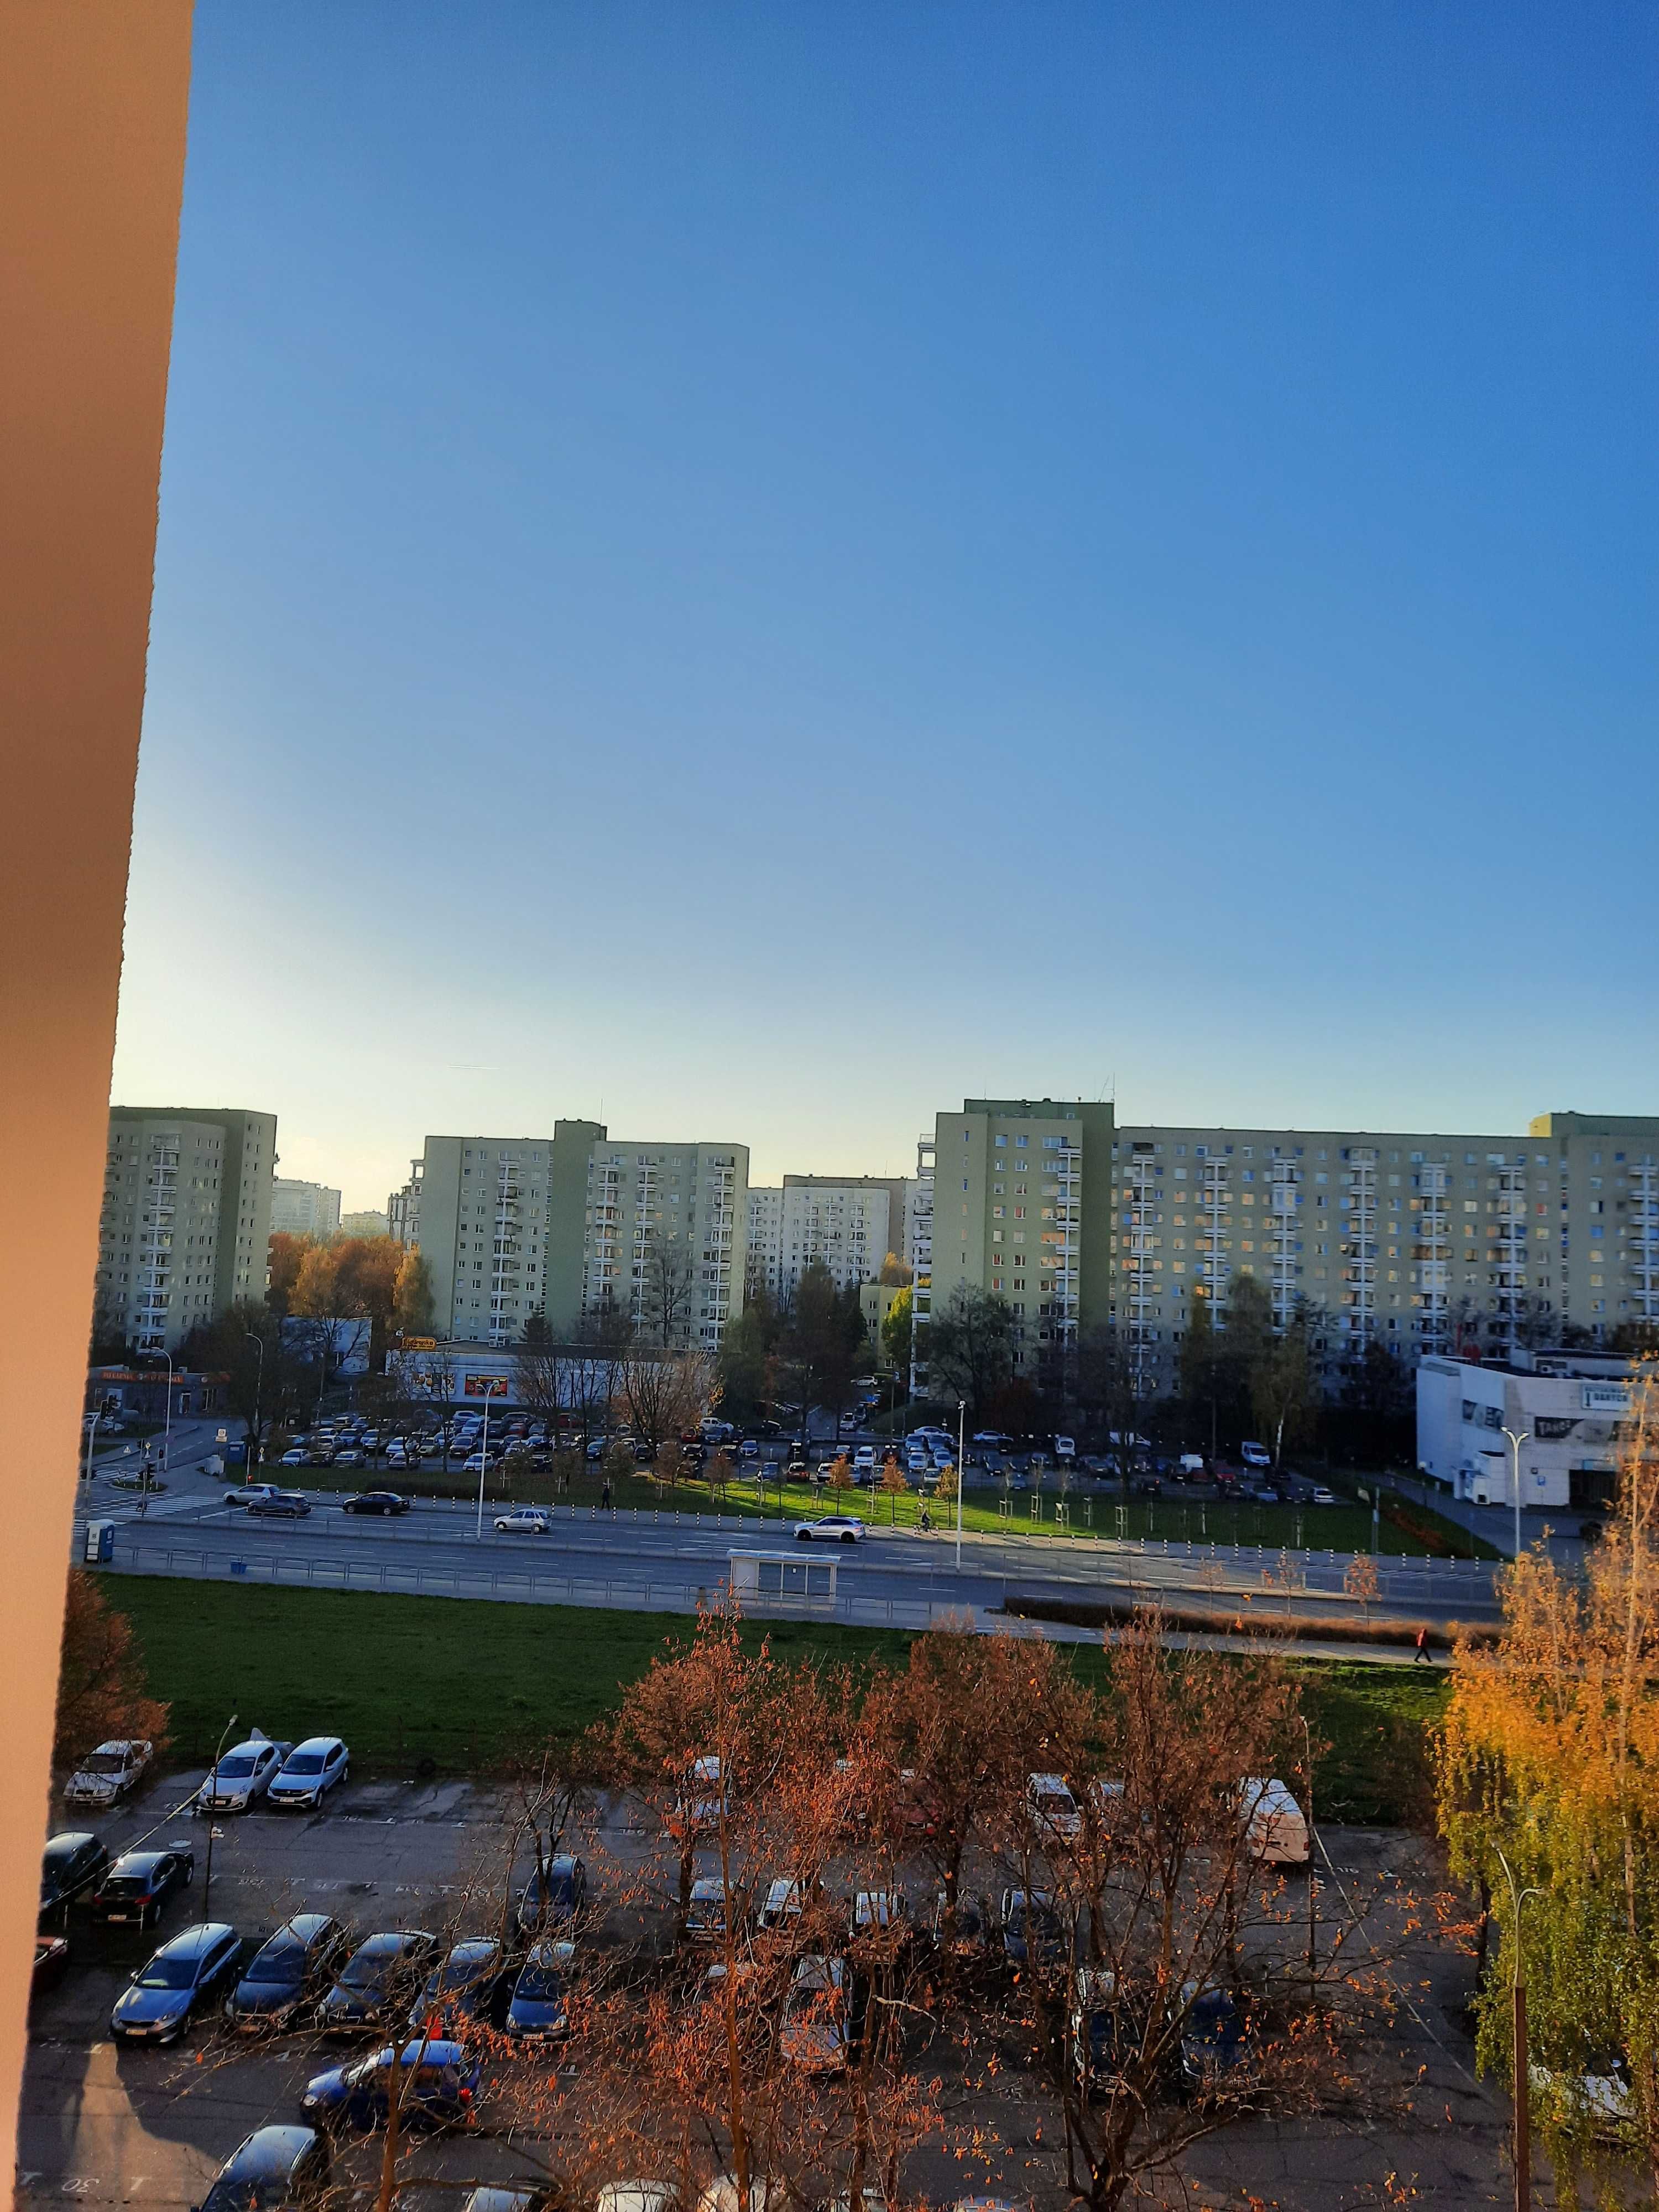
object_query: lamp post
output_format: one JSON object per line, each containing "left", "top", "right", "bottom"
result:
{"left": 474, "top": 1385, "right": 494, "bottom": 1540}
{"left": 201, "top": 1712, "right": 238, "bottom": 1923}
{"left": 1495, "top": 1848, "right": 1540, "bottom": 2211}
{"left": 149, "top": 1349, "right": 175, "bottom": 1515}
{"left": 82, "top": 1408, "right": 101, "bottom": 1484}
{"left": 242, "top": 1327, "right": 266, "bottom": 1475}
{"left": 1502, "top": 1426, "right": 1531, "bottom": 1565}
{"left": 956, "top": 1397, "right": 966, "bottom": 1573}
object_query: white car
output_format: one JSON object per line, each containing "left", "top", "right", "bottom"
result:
{"left": 197, "top": 1735, "right": 290, "bottom": 1813}
{"left": 794, "top": 1515, "right": 867, "bottom": 1544}
{"left": 64, "top": 1739, "right": 153, "bottom": 1807}
{"left": 1310, "top": 1486, "right": 1337, "bottom": 1506}
{"left": 1027, "top": 1771, "right": 1082, "bottom": 1839}
{"left": 223, "top": 1483, "right": 284, "bottom": 1510}
{"left": 267, "top": 1735, "right": 349, "bottom": 1811}
{"left": 463, "top": 1452, "right": 500, "bottom": 1474}
{"left": 495, "top": 1508, "right": 552, "bottom": 1535}
{"left": 279, "top": 1448, "right": 307, "bottom": 1467}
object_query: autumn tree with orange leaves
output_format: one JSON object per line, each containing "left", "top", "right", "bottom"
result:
{"left": 54, "top": 1570, "right": 169, "bottom": 1770}
{"left": 1438, "top": 1356, "right": 1659, "bottom": 2200}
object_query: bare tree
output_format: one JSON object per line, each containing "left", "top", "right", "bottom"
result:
{"left": 637, "top": 1231, "right": 698, "bottom": 1350}
{"left": 620, "top": 1347, "right": 714, "bottom": 1456}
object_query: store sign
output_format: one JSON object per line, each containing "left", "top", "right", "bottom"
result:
{"left": 1581, "top": 1384, "right": 1629, "bottom": 1413}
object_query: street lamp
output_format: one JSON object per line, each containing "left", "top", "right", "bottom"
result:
{"left": 201, "top": 1712, "right": 238, "bottom": 1923}
{"left": 82, "top": 1407, "right": 102, "bottom": 1484}
{"left": 1502, "top": 1426, "right": 1531, "bottom": 1566}
{"left": 242, "top": 1327, "right": 266, "bottom": 1475}
{"left": 956, "top": 1397, "right": 966, "bottom": 1573}
{"left": 1495, "top": 1848, "right": 1541, "bottom": 2211}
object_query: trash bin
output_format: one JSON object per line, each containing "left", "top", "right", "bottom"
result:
{"left": 84, "top": 1521, "right": 115, "bottom": 1565}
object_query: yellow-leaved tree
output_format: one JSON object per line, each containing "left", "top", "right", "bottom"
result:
{"left": 1437, "top": 1356, "right": 1659, "bottom": 2200}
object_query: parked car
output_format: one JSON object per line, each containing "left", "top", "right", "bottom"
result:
{"left": 494, "top": 1509, "right": 552, "bottom": 1535}
{"left": 1310, "top": 1487, "right": 1338, "bottom": 1506}
{"left": 40, "top": 1831, "right": 110, "bottom": 1916}
{"left": 197, "top": 1735, "right": 291, "bottom": 1812}
{"left": 279, "top": 1449, "right": 308, "bottom": 1468}
{"left": 226, "top": 1913, "right": 351, "bottom": 2033}
{"left": 1180, "top": 1984, "right": 1248, "bottom": 2084}
{"left": 927, "top": 1890, "right": 993, "bottom": 1963}
{"left": 780, "top": 1954, "right": 853, "bottom": 2071}
{"left": 331, "top": 1449, "right": 364, "bottom": 1470}
{"left": 110, "top": 1922, "right": 243, "bottom": 2043}
{"left": 300, "top": 2038, "right": 481, "bottom": 2133}
{"left": 410, "top": 1938, "right": 514, "bottom": 2037}
{"left": 268, "top": 1737, "right": 351, "bottom": 1811}
{"left": 316, "top": 1931, "right": 440, "bottom": 2034}
{"left": 999, "top": 1888, "right": 1065, "bottom": 1975}
{"left": 793, "top": 1515, "right": 867, "bottom": 1545}
{"left": 669, "top": 1755, "right": 728, "bottom": 1838}
{"left": 194, "top": 2125, "right": 331, "bottom": 2212}
{"left": 1070, "top": 1966, "right": 1136, "bottom": 2099}
{"left": 757, "top": 1877, "right": 807, "bottom": 1934}
{"left": 514, "top": 1851, "right": 587, "bottom": 1937}
{"left": 341, "top": 1491, "right": 411, "bottom": 1517}
{"left": 1027, "top": 1772, "right": 1082, "bottom": 1840}
{"left": 462, "top": 1453, "right": 500, "bottom": 1475}
{"left": 1239, "top": 1777, "right": 1310, "bottom": 1866}
{"left": 685, "top": 1877, "right": 735, "bottom": 1944}
{"left": 90, "top": 1847, "right": 195, "bottom": 1927}
{"left": 248, "top": 1491, "right": 311, "bottom": 1519}
{"left": 33, "top": 1934, "right": 71, "bottom": 1996}
{"left": 852, "top": 1446, "right": 877, "bottom": 1477}
{"left": 849, "top": 1890, "right": 911, "bottom": 1948}
{"left": 64, "top": 1738, "right": 153, "bottom": 1808}
{"left": 1239, "top": 1441, "right": 1272, "bottom": 1470}
{"left": 502, "top": 1939, "right": 576, "bottom": 2043}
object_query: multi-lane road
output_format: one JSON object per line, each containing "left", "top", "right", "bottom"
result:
{"left": 75, "top": 1436, "right": 1500, "bottom": 1640}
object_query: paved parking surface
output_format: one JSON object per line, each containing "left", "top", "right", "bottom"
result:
{"left": 23, "top": 1764, "right": 1537, "bottom": 2210}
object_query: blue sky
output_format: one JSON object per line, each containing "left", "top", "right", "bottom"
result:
{"left": 113, "top": 2, "right": 1657, "bottom": 1206}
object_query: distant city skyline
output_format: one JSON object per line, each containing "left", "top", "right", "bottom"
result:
{"left": 112, "top": 2, "right": 1657, "bottom": 1209}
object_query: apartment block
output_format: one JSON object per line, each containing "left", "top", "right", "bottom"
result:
{"left": 582, "top": 1135, "right": 748, "bottom": 1348}
{"left": 926, "top": 1099, "right": 1115, "bottom": 1377}
{"left": 387, "top": 1160, "right": 423, "bottom": 1250}
{"left": 745, "top": 1175, "right": 900, "bottom": 1301}
{"left": 406, "top": 1119, "right": 748, "bottom": 1350}
{"left": 413, "top": 1135, "right": 558, "bottom": 1345}
{"left": 95, "top": 1107, "right": 277, "bottom": 1354}
{"left": 1108, "top": 1109, "right": 1659, "bottom": 1397}
{"left": 341, "top": 1209, "right": 390, "bottom": 1239}
{"left": 270, "top": 1177, "right": 342, "bottom": 1238}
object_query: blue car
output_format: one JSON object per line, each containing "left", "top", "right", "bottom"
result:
{"left": 300, "top": 2038, "right": 481, "bottom": 2132}
{"left": 503, "top": 1941, "right": 575, "bottom": 2043}
{"left": 194, "top": 2126, "right": 330, "bottom": 2212}
{"left": 111, "top": 1922, "right": 243, "bottom": 2043}
{"left": 1180, "top": 1986, "right": 1248, "bottom": 2085}
{"left": 409, "top": 1938, "right": 513, "bottom": 2038}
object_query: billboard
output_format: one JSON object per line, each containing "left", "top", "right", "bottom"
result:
{"left": 464, "top": 1372, "right": 510, "bottom": 1397}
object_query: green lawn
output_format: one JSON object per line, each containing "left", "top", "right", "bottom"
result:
{"left": 105, "top": 1575, "right": 1444, "bottom": 1824}
{"left": 285, "top": 1460, "right": 1493, "bottom": 1561}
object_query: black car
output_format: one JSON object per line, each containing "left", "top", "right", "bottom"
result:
{"left": 340, "top": 1492, "right": 411, "bottom": 1516}
{"left": 194, "top": 2126, "right": 331, "bottom": 2212}
{"left": 226, "top": 1912, "right": 351, "bottom": 2034}
{"left": 503, "top": 1939, "right": 576, "bottom": 2042}
{"left": 40, "top": 1832, "right": 110, "bottom": 1916}
{"left": 1180, "top": 1986, "right": 1249, "bottom": 2085}
{"left": 248, "top": 1491, "right": 311, "bottom": 1518}
{"left": 514, "top": 1851, "right": 587, "bottom": 1938}
{"left": 111, "top": 1921, "right": 243, "bottom": 2043}
{"left": 1000, "top": 1888, "right": 1065, "bottom": 1975}
{"left": 316, "top": 1930, "right": 440, "bottom": 2034}
{"left": 90, "top": 1847, "right": 195, "bottom": 1928}
{"left": 33, "top": 1935, "right": 70, "bottom": 1996}
{"left": 410, "top": 1938, "right": 515, "bottom": 2037}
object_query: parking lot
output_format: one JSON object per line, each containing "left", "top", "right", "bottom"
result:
{"left": 24, "top": 1752, "right": 1523, "bottom": 2211}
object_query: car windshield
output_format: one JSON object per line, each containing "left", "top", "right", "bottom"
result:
{"left": 137, "top": 1956, "right": 200, "bottom": 1990}
{"left": 79, "top": 1752, "right": 128, "bottom": 1776}
{"left": 514, "top": 1957, "right": 566, "bottom": 2002}
{"left": 340, "top": 1938, "right": 404, "bottom": 1987}
{"left": 202, "top": 2176, "right": 298, "bottom": 2212}
{"left": 437, "top": 1948, "right": 495, "bottom": 1988}
{"left": 248, "top": 1938, "right": 306, "bottom": 1984}
{"left": 216, "top": 1756, "right": 257, "bottom": 1780}
{"left": 284, "top": 1754, "right": 325, "bottom": 1775}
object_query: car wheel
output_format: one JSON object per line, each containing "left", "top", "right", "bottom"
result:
{"left": 795, "top": 1529, "right": 812, "bottom": 1542}
{"left": 841, "top": 1531, "right": 857, "bottom": 1543}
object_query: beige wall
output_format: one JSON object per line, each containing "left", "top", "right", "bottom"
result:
{"left": 0, "top": 0, "right": 194, "bottom": 2164}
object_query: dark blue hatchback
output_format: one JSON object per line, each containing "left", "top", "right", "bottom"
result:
{"left": 300, "top": 2038, "right": 481, "bottom": 2131}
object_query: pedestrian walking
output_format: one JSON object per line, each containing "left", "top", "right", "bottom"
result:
{"left": 601, "top": 1477, "right": 613, "bottom": 1511}
{"left": 1413, "top": 1624, "right": 1431, "bottom": 1664}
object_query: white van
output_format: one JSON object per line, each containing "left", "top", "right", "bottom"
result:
{"left": 1239, "top": 1441, "right": 1272, "bottom": 1470}
{"left": 1239, "top": 1777, "right": 1310, "bottom": 1865}
{"left": 1052, "top": 1436, "right": 1076, "bottom": 1463}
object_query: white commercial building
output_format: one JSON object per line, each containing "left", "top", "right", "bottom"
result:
{"left": 270, "top": 1177, "right": 342, "bottom": 1238}
{"left": 1416, "top": 1348, "right": 1631, "bottom": 1512}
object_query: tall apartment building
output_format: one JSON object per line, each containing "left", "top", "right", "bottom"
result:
{"left": 581, "top": 1134, "right": 748, "bottom": 1348}
{"left": 94, "top": 1107, "right": 277, "bottom": 1354}
{"left": 745, "top": 1175, "right": 900, "bottom": 1301}
{"left": 270, "top": 1177, "right": 342, "bottom": 1238}
{"left": 341, "top": 1208, "right": 390, "bottom": 1239}
{"left": 387, "top": 1160, "right": 423, "bottom": 1249}
{"left": 926, "top": 1100, "right": 1115, "bottom": 1378}
{"left": 1108, "top": 1108, "right": 1659, "bottom": 1397}
{"left": 405, "top": 1119, "right": 748, "bottom": 1350}
{"left": 413, "top": 1136, "right": 558, "bottom": 1345}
